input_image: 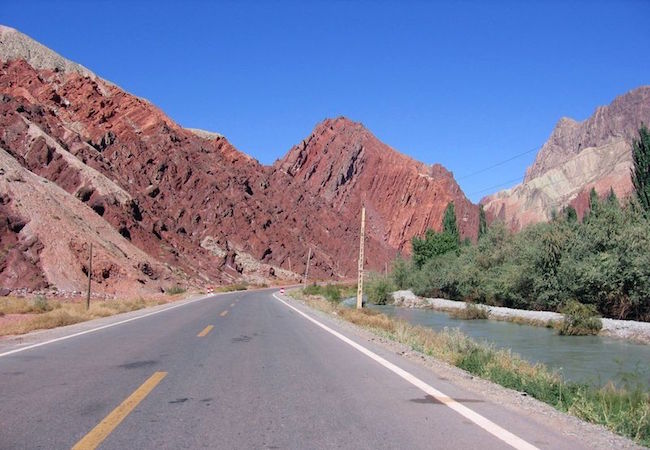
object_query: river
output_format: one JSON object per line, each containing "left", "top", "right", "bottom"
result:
{"left": 370, "top": 304, "right": 650, "bottom": 389}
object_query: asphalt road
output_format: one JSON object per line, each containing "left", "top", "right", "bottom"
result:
{"left": 0, "top": 289, "right": 593, "bottom": 449}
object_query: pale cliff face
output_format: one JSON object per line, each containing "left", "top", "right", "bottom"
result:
{"left": 481, "top": 86, "right": 650, "bottom": 231}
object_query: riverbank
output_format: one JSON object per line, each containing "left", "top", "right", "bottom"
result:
{"left": 392, "top": 290, "right": 650, "bottom": 345}
{"left": 291, "top": 288, "right": 650, "bottom": 447}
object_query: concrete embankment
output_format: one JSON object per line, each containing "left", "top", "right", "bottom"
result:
{"left": 392, "top": 290, "right": 650, "bottom": 345}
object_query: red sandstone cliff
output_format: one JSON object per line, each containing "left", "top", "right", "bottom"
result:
{"left": 274, "top": 118, "right": 479, "bottom": 253}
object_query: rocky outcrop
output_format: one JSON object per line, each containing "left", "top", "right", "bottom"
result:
{"left": 482, "top": 86, "right": 650, "bottom": 229}
{"left": 0, "top": 147, "right": 177, "bottom": 295}
{"left": 275, "top": 118, "right": 479, "bottom": 253}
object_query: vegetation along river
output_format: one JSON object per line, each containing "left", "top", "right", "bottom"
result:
{"left": 371, "top": 304, "right": 650, "bottom": 390}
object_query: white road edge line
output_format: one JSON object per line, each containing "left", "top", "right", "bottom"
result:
{"left": 0, "top": 294, "right": 220, "bottom": 358}
{"left": 273, "top": 293, "right": 538, "bottom": 450}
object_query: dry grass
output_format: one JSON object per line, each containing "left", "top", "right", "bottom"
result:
{"left": 0, "top": 296, "right": 172, "bottom": 337}
{"left": 291, "top": 288, "right": 650, "bottom": 446}
{"left": 448, "top": 303, "right": 490, "bottom": 320}
{"left": 428, "top": 305, "right": 555, "bottom": 328}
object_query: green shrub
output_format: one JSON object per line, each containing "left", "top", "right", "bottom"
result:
{"left": 303, "top": 284, "right": 343, "bottom": 303}
{"left": 449, "top": 303, "right": 490, "bottom": 320}
{"left": 165, "top": 285, "right": 187, "bottom": 295}
{"left": 411, "top": 229, "right": 459, "bottom": 268}
{"left": 398, "top": 197, "right": 650, "bottom": 322}
{"left": 390, "top": 256, "right": 410, "bottom": 289}
{"left": 558, "top": 300, "right": 602, "bottom": 335}
{"left": 32, "top": 295, "right": 52, "bottom": 313}
{"left": 322, "top": 284, "right": 342, "bottom": 302}
{"left": 366, "top": 275, "right": 395, "bottom": 305}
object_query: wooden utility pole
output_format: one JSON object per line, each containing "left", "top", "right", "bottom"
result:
{"left": 86, "top": 243, "right": 92, "bottom": 310}
{"left": 356, "top": 206, "right": 365, "bottom": 309}
{"left": 303, "top": 248, "right": 312, "bottom": 287}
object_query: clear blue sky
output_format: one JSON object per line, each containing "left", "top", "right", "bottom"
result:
{"left": 2, "top": 1, "right": 649, "bottom": 202}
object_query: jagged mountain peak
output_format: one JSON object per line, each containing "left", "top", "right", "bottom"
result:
{"left": 524, "top": 85, "right": 650, "bottom": 182}
{"left": 483, "top": 85, "right": 650, "bottom": 230}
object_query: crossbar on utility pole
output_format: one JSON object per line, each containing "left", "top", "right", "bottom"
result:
{"left": 303, "top": 248, "right": 312, "bottom": 287}
{"left": 86, "top": 242, "right": 92, "bottom": 310}
{"left": 356, "top": 206, "right": 365, "bottom": 309}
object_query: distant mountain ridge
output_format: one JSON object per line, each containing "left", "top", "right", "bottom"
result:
{"left": 482, "top": 86, "right": 650, "bottom": 229}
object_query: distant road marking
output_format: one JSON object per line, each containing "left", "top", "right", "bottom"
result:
{"left": 230, "top": 303, "right": 235, "bottom": 307}
{"left": 273, "top": 293, "right": 538, "bottom": 450}
{"left": 197, "top": 325, "right": 214, "bottom": 337}
{"left": 0, "top": 293, "right": 229, "bottom": 358}
{"left": 72, "top": 371, "right": 167, "bottom": 450}
{"left": 220, "top": 310, "right": 229, "bottom": 317}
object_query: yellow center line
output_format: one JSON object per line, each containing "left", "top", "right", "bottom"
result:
{"left": 72, "top": 371, "right": 167, "bottom": 450}
{"left": 220, "top": 310, "right": 229, "bottom": 317}
{"left": 197, "top": 325, "right": 214, "bottom": 337}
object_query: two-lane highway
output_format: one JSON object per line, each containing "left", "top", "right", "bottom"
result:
{"left": 0, "top": 289, "right": 594, "bottom": 449}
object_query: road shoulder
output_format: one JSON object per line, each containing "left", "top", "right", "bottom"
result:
{"left": 277, "top": 292, "right": 643, "bottom": 450}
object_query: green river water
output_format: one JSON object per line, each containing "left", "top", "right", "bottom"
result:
{"left": 370, "top": 304, "right": 650, "bottom": 389}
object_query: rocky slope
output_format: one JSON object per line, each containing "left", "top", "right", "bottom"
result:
{"left": 482, "top": 86, "right": 650, "bottom": 228}
{"left": 275, "top": 118, "right": 478, "bottom": 253}
{"left": 1, "top": 25, "right": 474, "bottom": 294}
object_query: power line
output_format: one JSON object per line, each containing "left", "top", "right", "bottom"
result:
{"left": 468, "top": 176, "right": 524, "bottom": 196}
{"left": 457, "top": 146, "right": 540, "bottom": 180}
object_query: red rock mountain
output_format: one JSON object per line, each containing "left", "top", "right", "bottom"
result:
{"left": 0, "top": 25, "right": 475, "bottom": 295}
{"left": 275, "top": 118, "right": 478, "bottom": 253}
{"left": 481, "top": 86, "right": 650, "bottom": 229}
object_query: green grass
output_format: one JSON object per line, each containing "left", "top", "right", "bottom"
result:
{"left": 303, "top": 283, "right": 356, "bottom": 303}
{"left": 293, "top": 289, "right": 650, "bottom": 446}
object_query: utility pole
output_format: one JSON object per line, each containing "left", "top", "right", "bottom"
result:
{"left": 356, "top": 206, "right": 365, "bottom": 309}
{"left": 303, "top": 248, "right": 312, "bottom": 287}
{"left": 86, "top": 243, "right": 92, "bottom": 310}
{"left": 288, "top": 256, "right": 292, "bottom": 274}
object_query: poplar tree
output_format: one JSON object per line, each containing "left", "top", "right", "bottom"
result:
{"left": 478, "top": 205, "right": 488, "bottom": 238}
{"left": 442, "top": 202, "right": 459, "bottom": 242}
{"left": 631, "top": 124, "right": 650, "bottom": 214}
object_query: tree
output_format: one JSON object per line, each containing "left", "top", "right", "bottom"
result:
{"left": 442, "top": 202, "right": 459, "bottom": 241}
{"left": 606, "top": 187, "right": 619, "bottom": 208}
{"left": 411, "top": 229, "right": 458, "bottom": 268}
{"left": 391, "top": 255, "right": 410, "bottom": 289}
{"left": 585, "top": 187, "right": 600, "bottom": 220}
{"left": 478, "top": 205, "right": 487, "bottom": 238}
{"left": 565, "top": 205, "right": 578, "bottom": 223}
{"left": 631, "top": 124, "right": 650, "bottom": 214}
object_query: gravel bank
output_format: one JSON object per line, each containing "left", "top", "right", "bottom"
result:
{"left": 392, "top": 290, "right": 650, "bottom": 345}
